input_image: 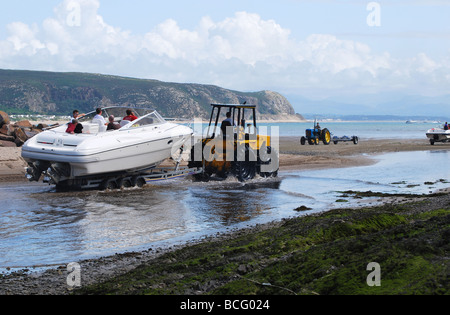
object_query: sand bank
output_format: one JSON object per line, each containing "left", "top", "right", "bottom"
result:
{"left": 2, "top": 138, "right": 449, "bottom": 182}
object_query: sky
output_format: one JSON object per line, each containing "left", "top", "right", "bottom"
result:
{"left": 0, "top": 0, "right": 450, "bottom": 113}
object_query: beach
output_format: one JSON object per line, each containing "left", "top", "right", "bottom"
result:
{"left": 0, "top": 137, "right": 447, "bottom": 181}
{"left": 0, "top": 137, "right": 449, "bottom": 295}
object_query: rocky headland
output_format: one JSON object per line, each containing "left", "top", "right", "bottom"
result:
{"left": 0, "top": 69, "right": 304, "bottom": 121}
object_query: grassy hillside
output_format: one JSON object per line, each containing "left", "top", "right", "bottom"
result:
{"left": 0, "top": 69, "right": 297, "bottom": 119}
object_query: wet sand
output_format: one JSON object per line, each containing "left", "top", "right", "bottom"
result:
{"left": 0, "top": 147, "right": 27, "bottom": 182}
{"left": 278, "top": 137, "right": 449, "bottom": 170}
{"left": 1, "top": 138, "right": 449, "bottom": 182}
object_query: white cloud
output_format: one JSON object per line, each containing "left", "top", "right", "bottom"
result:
{"left": 0, "top": 0, "right": 449, "bottom": 99}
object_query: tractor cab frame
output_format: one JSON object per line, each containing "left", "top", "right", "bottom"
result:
{"left": 189, "top": 103, "right": 279, "bottom": 182}
{"left": 206, "top": 103, "right": 257, "bottom": 140}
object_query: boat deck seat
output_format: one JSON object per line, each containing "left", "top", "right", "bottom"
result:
{"left": 83, "top": 123, "right": 100, "bottom": 134}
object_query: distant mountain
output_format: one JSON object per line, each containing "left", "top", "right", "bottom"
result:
{"left": 302, "top": 114, "right": 447, "bottom": 122}
{"left": 288, "top": 93, "right": 450, "bottom": 120}
{"left": 0, "top": 69, "right": 300, "bottom": 121}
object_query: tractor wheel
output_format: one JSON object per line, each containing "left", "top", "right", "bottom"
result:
{"left": 188, "top": 142, "right": 203, "bottom": 169}
{"left": 308, "top": 138, "right": 315, "bottom": 145}
{"left": 300, "top": 137, "right": 306, "bottom": 145}
{"left": 258, "top": 146, "right": 279, "bottom": 178}
{"left": 193, "top": 170, "right": 212, "bottom": 182}
{"left": 322, "top": 129, "right": 331, "bottom": 145}
{"left": 233, "top": 145, "right": 257, "bottom": 182}
{"left": 233, "top": 161, "right": 256, "bottom": 182}
{"left": 188, "top": 142, "right": 211, "bottom": 181}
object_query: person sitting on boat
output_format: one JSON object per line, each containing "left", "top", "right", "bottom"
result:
{"left": 107, "top": 115, "right": 121, "bottom": 131}
{"left": 123, "top": 109, "right": 138, "bottom": 123}
{"left": 66, "top": 119, "right": 83, "bottom": 134}
{"left": 92, "top": 108, "right": 107, "bottom": 126}
{"left": 71, "top": 109, "right": 85, "bottom": 123}
{"left": 444, "top": 122, "right": 449, "bottom": 130}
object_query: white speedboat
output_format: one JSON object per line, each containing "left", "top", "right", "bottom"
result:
{"left": 426, "top": 127, "right": 450, "bottom": 145}
{"left": 22, "top": 107, "right": 193, "bottom": 186}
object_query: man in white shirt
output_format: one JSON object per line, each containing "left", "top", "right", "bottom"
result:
{"left": 92, "top": 108, "right": 107, "bottom": 126}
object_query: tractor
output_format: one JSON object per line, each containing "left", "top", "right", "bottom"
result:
{"left": 189, "top": 104, "right": 279, "bottom": 182}
{"left": 300, "top": 121, "right": 331, "bottom": 145}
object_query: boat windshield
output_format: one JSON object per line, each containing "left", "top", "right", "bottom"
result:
{"left": 77, "top": 107, "right": 166, "bottom": 128}
{"left": 121, "top": 111, "right": 166, "bottom": 129}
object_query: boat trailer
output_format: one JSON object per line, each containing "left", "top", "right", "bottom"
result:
{"left": 332, "top": 135, "right": 359, "bottom": 145}
{"left": 49, "top": 165, "right": 204, "bottom": 191}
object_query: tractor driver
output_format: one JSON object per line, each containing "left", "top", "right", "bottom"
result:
{"left": 315, "top": 122, "right": 321, "bottom": 133}
{"left": 221, "top": 112, "right": 236, "bottom": 135}
{"left": 223, "top": 112, "right": 236, "bottom": 126}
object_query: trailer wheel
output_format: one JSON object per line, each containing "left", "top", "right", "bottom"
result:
{"left": 353, "top": 136, "right": 359, "bottom": 145}
{"left": 102, "top": 178, "right": 118, "bottom": 191}
{"left": 134, "top": 177, "right": 146, "bottom": 188}
{"left": 118, "top": 178, "right": 133, "bottom": 189}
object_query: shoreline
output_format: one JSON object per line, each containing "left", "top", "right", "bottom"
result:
{"left": 0, "top": 138, "right": 449, "bottom": 295}
{"left": 1, "top": 191, "right": 448, "bottom": 295}
{"left": 76, "top": 191, "right": 449, "bottom": 296}
{"left": 1, "top": 137, "right": 449, "bottom": 182}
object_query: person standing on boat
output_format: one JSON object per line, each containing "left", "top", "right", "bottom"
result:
{"left": 92, "top": 108, "right": 107, "bottom": 126}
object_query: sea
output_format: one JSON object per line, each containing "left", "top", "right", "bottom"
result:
{"left": 0, "top": 121, "right": 449, "bottom": 270}
{"left": 190, "top": 120, "right": 443, "bottom": 140}
{"left": 259, "top": 120, "right": 442, "bottom": 139}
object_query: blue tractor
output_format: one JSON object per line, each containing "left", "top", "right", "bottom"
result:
{"left": 300, "top": 121, "right": 331, "bottom": 145}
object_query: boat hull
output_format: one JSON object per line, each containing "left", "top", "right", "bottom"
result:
{"left": 22, "top": 123, "right": 193, "bottom": 183}
{"left": 426, "top": 128, "right": 450, "bottom": 144}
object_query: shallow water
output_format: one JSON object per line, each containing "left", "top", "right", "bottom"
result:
{"left": 0, "top": 150, "right": 449, "bottom": 270}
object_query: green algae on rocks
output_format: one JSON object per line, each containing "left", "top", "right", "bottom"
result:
{"left": 74, "top": 193, "right": 450, "bottom": 295}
